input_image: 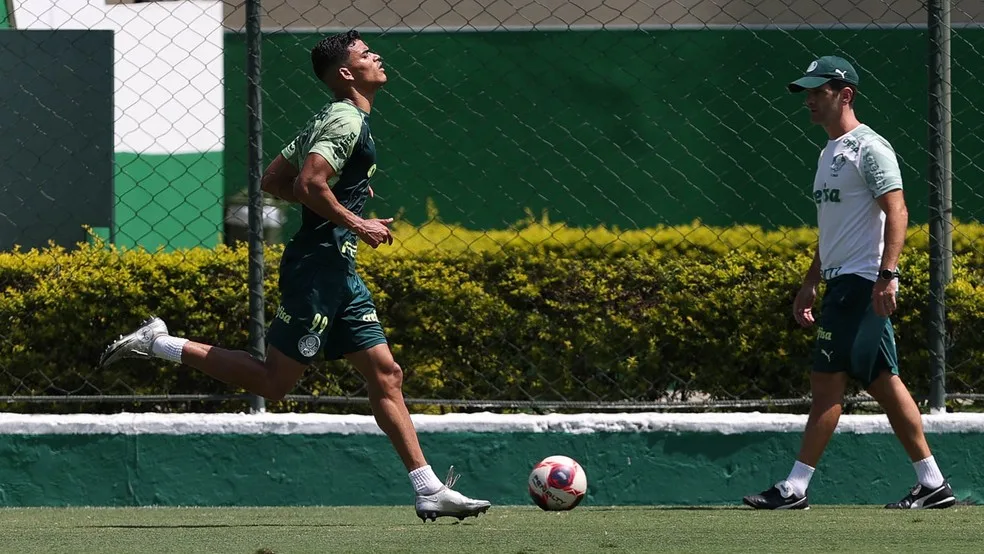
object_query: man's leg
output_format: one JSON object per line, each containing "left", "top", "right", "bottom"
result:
{"left": 867, "top": 371, "right": 955, "bottom": 509}
{"left": 100, "top": 316, "right": 308, "bottom": 400}
{"left": 344, "top": 343, "right": 491, "bottom": 521}
{"left": 179, "top": 340, "right": 307, "bottom": 401}
{"left": 796, "top": 371, "right": 849, "bottom": 468}
{"left": 326, "top": 273, "right": 489, "bottom": 518}
{"left": 866, "top": 371, "right": 930, "bottom": 462}
{"left": 344, "top": 344, "right": 426, "bottom": 472}
{"left": 743, "top": 371, "right": 846, "bottom": 510}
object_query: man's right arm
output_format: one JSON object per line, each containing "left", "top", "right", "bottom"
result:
{"left": 804, "top": 246, "right": 821, "bottom": 288}
{"left": 293, "top": 153, "right": 392, "bottom": 248}
{"left": 792, "top": 245, "right": 822, "bottom": 328}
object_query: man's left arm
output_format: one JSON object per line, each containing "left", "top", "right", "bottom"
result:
{"left": 871, "top": 190, "right": 907, "bottom": 317}
{"left": 862, "top": 139, "right": 907, "bottom": 316}
{"left": 261, "top": 154, "right": 301, "bottom": 203}
{"left": 876, "top": 190, "right": 908, "bottom": 275}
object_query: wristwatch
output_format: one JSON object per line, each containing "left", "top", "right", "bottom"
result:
{"left": 878, "top": 268, "right": 901, "bottom": 280}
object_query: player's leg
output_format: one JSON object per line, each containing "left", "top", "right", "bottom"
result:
{"left": 866, "top": 373, "right": 929, "bottom": 461}
{"left": 742, "top": 371, "right": 846, "bottom": 510}
{"left": 856, "top": 314, "right": 955, "bottom": 509}
{"left": 343, "top": 343, "right": 491, "bottom": 521}
{"left": 345, "top": 344, "right": 426, "bottom": 471}
{"left": 99, "top": 316, "right": 308, "bottom": 400}
{"left": 743, "top": 276, "right": 856, "bottom": 510}
{"left": 101, "top": 260, "right": 334, "bottom": 400}
{"left": 332, "top": 275, "right": 491, "bottom": 521}
{"left": 794, "top": 369, "right": 848, "bottom": 470}
{"left": 179, "top": 340, "right": 307, "bottom": 400}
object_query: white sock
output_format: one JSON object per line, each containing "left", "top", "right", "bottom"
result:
{"left": 409, "top": 465, "right": 444, "bottom": 496}
{"left": 913, "top": 456, "right": 945, "bottom": 489}
{"left": 785, "top": 460, "right": 815, "bottom": 497}
{"left": 151, "top": 336, "right": 188, "bottom": 363}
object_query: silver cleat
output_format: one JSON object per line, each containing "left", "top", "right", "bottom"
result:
{"left": 415, "top": 466, "right": 492, "bottom": 522}
{"left": 100, "top": 317, "right": 169, "bottom": 367}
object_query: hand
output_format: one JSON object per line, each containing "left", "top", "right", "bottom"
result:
{"left": 368, "top": 186, "right": 374, "bottom": 198}
{"left": 355, "top": 218, "right": 394, "bottom": 248}
{"left": 793, "top": 282, "right": 818, "bottom": 328}
{"left": 872, "top": 277, "right": 898, "bottom": 317}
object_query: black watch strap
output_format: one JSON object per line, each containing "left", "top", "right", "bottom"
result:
{"left": 879, "top": 268, "right": 900, "bottom": 280}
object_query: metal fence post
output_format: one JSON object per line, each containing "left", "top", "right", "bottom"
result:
{"left": 927, "top": 0, "right": 951, "bottom": 414}
{"left": 246, "top": 0, "right": 266, "bottom": 413}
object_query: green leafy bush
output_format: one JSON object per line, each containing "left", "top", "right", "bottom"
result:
{"left": 1, "top": 221, "right": 981, "bottom": 413}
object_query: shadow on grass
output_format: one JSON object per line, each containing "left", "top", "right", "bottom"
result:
{"left": 579, "top": 506, "right": 748, "bottom": 512}
{"left": 82, "top": 523, "right": 359, "bottom": 529}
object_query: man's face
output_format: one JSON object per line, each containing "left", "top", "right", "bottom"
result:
{"left": 343, "top": 39, "right": 386, "bottom": 87}
{"left": 804, "top": 83, "right": 845, "bottom": 125}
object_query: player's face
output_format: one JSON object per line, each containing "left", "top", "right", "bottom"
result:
{"left": 803, "top": 84, "right": 844, "bottom": 125}
{"left": 345, "top": 40, "right": 387, "bottom": 87}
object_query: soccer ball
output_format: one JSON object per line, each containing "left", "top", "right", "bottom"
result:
{"left": 528, "top": 455, "right": 587, "bottom": 511}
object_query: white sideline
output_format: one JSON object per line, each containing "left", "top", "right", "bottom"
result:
{"left": 1, "top": 412, "right": 984, "bottom": 435}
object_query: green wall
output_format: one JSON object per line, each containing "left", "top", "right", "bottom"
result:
{"left": 224, "top": 29, "right": 984, "bottom": 236}
{"left": 0, "top": 29, "right": 114, "bottom": 252}
{"left": 114, "top": 152, "right": 224, "bottom": 250}
{"left": 1, "top": 429, "right": 981, "bottom": 507}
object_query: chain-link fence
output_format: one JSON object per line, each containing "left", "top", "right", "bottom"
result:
{"left": 1, "top": 0, "right": 982, "bottom": 414}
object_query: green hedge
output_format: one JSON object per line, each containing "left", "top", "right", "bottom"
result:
{"left": 1, "top": 221, "right": 983, "bottom": 413}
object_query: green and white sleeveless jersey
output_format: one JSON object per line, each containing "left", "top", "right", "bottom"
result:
{"left": 812, "top": 124, "right": 903, "bottom": 282}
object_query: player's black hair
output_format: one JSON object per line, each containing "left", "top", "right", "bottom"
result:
{"left": 828, "top": 79, "right": 857, "bottom": 108}
{"left": 311, "top": 30, "right": 361, "bottom": 85}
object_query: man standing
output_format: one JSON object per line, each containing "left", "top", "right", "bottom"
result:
{"left": 743, "top": 56, "right": 955, "bottom": 510}
{"left": 101, "top": 30, "right": 491, "bottom": 522}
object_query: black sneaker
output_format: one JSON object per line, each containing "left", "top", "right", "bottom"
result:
{"left": 742, "top": 481, "right": 809, "bottom": 510}
{"left": 885, "top": 482, "right": 956, "bottom": 509}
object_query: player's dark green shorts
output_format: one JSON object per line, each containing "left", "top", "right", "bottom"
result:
{"left": 813, "top": 273, "right": 899, "bottom": 387}
{"left": 267, "top": 260, "right": 387, "bottom": 363}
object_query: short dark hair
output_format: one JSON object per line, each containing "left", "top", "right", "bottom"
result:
{"left": 828, "top": 79, "right": 857, "bottom": 107}
{"left": 311, "top": 30, "right": 361, "bottom": 84}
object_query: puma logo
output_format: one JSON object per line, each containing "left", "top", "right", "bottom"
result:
{"left": 834, "top": 69, "right": 847, "bottom": 79}
{"left": 821, "top": 349, "right": 833, "bottom": 362}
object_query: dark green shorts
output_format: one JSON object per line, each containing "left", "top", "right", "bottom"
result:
{"left": 267, "top": 261, "right": 387, "bottom": 363}
{"left": 813, "top": 273, "right": 899, "bottom": 387}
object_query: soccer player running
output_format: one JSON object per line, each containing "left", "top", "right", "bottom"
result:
{"left": 743, "top": 56, "right": 955, "bottom": 510}
{"left": 100, "top": 30, "right": 491, "bottom": 522}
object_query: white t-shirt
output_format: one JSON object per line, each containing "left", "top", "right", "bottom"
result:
{"left": 813, "top": 124, "right": 903, "bottom": 282}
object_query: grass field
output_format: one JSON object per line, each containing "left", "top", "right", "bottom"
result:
{"left": 2, "top": 505, "right": 984, "bottom": 553}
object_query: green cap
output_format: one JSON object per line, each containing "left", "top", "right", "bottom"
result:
{"left": 788, "top": 56, "right": 860, "bottom": 92}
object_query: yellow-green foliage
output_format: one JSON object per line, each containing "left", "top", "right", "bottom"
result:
{"left": 369, "top": 216, "right": 984, "bottom": 263}
{"left": 2, "top": 221, "right": 983, "bottom": 412}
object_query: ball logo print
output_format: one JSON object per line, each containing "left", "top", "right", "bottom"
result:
{"left": 528, "top": 455, "right": 588, "bottom": 511}
{"left": 548, "top": 466, "right": 573, "bottom": 489}
{"left": 807, "top": 60, "right": 819, "bottom": 72}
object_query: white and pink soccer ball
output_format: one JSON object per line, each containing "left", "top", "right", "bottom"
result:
{"left": 528, "top": 455, "right": 588, "bottom": 511}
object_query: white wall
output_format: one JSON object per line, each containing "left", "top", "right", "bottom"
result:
{"left": 12, "top": 0, "right": 224, "bottom": 155}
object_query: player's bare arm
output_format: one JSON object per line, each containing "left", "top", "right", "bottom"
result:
{"left": 260, "top": 154, "right": 301, "bottom": 202}
{"left": 265, "top": 152, "right": 374, "bottom": 201}
{"left": 293, "top": 152, "right": 393, "bottom": 248}
{"left": 872, "top": 189, "right": 908, "bottom": 316}
{"left": 794, "top": 247, "right": 822, "bottom": 328}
